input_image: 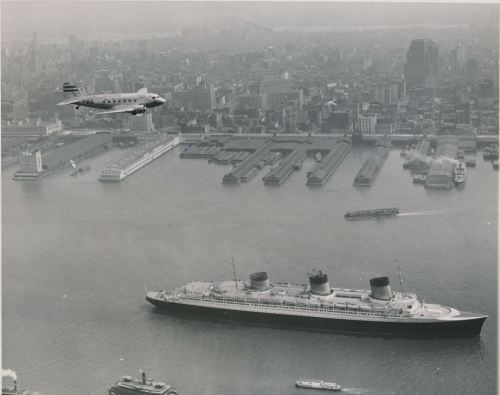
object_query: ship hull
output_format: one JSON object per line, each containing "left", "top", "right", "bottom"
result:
{"left": 146, "top": 297, "right": 486, "bottom": 337}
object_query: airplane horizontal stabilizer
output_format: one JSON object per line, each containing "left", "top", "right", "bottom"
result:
{"left": 57, "top": 98, "right": 81, "bottom": 106}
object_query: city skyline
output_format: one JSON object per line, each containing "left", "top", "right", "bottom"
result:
{"left": 2, "top": 2, "right": 498, "bottom": 41}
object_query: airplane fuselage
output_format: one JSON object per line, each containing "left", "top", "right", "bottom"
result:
{"left": 73, "top": 93, "right": 163, "bottom": 110}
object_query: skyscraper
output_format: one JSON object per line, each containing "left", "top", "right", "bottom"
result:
{"left": 404, "top": 39, "right": 439, "bottom": 88}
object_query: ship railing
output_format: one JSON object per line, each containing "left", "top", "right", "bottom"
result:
{"left": 177, "top": 291, "right": 415, "bottom": 319}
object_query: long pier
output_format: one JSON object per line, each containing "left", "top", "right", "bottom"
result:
{"left": 99, "top": 136, "right": 180, "bottom": 181}
{"left": 353, "top": 136, "right": 392, "bottom": 187}
{"left": 306, "top": 139, "right": 352, "bottom": 186}
{"left": 263, "top": 144, "right": 308, "bottom": 185}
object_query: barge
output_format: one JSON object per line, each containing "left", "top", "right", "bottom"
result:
{"left": 344, "top": 208, "right": 399, "bottom": 220}
{"left": 296, "top": 380, "right": 342, "bottom": 391}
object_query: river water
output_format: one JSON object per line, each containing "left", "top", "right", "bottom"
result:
{"left": 2, "top": 145, "right": 498, "bottom": 395}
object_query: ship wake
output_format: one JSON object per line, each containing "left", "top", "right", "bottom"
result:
{"left": 397, "top": 208, "right": 460, "bottom": 217}
{"left": 342, "top": 388, "right": 374, "bottom": 394}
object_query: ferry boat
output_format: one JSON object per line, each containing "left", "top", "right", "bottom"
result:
{"left": 453, "top": 162, "right": 466, "bottom": 184}
{"left": 344, "top": 208, "right": 399, "bottom": 220}
{"left": 146, "top": 270, "right": 487, "bottom": 337}
{"left": 296, "top": 380, "right": 342, "bottom": 391}
{"left": 109, "top": 371, "right": 177, "bottom": 395}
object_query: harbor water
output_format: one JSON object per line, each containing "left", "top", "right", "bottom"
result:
{"left": 2, "top": 146, "right": 498, "bottom": 395}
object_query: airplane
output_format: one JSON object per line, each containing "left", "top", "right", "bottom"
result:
{"left": 57, "top": 82, "right": 166, "bottom": 115}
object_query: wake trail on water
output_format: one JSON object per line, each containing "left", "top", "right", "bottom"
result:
{"left": 397, "top": 208, "right": 463, "bottom": 217}
{"left": 342, "top": 388, "right": 373, "bottom": 394}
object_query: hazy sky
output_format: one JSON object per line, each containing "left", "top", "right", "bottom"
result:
{"left": 1, "top": 1, "right": 498, "bottom": 40}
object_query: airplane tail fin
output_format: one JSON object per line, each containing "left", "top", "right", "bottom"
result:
{"left": 63, "top": 82, "right": 82, "bottom": 99}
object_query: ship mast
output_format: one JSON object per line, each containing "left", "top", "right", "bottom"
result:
{"left": 395, "top": 259, "right": 404, "bottom": 297}
{"left": 232, "top": 257, "right": 238, "bottom": 289}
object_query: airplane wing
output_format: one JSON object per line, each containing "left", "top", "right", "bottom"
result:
{"left": 57, "top": 98, "right": 81, "bottom": 106}
{"left": 93, "top": 105, "right": 146, "bottom": 115}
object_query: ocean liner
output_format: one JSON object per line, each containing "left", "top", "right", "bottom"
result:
{"left": 146, "top": 271, "right": 487, "bottom": 336}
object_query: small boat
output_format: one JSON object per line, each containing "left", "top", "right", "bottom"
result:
{"left": 483, "top": 145, "right": 499, "bottom": 160}
{"left": 413, "top": 175, "right": 426, "bottom": 184}
{"left": 78, "top": 165, "right": 91, "bottom": 173}
{"left": 296, "top": 380, "right": 342, "bottom": 391}
{"left": 465, "top": 158, "right": 476, "bottom": 167}
{"left": 345, "top": 208, "right": 399, "bottom": 220}
{"left": 493, "top": 160, "right": 499, "bottom": 170}
{"left": 315, "top": 152, "right": 323, "bottom": 162}
{"left": 453, "top": 161, "right": 466, "bottom": 184}
{"left": 109, "top": 371, "right": 178, "bottom": 395}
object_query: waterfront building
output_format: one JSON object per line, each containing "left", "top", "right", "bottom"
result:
{"left": 358, "top": 114, "right": 377, "bottom": 134}
{"left": 1, "top": 120, "right": 63, "bottom": 138}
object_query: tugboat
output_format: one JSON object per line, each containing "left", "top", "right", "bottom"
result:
{"left": 2, "top": 374, "right": 32, "bottom": 395}
{"left": 344, "top": 208, "right": 399, "bottom": 220}
{"left": 296, "top": 380, "right": 342, "bottom": 391}
{"left": 109, "top": 371, "right": 178, "bottom": 395}
{"left": 453, "top": 161, "right": 466, "bottom": 184}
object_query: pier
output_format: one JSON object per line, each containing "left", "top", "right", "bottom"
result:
{"left": 263, "top": 144, "right": 307, "bottom": 185}
{"left": 403, "top": 137, "right": 431, "bottom": 170}
{"left": 306, "top": 139, "right": 352, "bottom": 186}
{"left": 222, "top": 140, "right": 274, "bottom": 184}
{"left": 13, "top": 134, "right": 111, "bottom": 180}
{"left": 425, "top": 135, "right": 459, "bottom": 189}
{"left": 99, "top": 136, "right": 180, "bottom": 181}
{"left": 353, "top": 136, "right": 392, "bottom": 187}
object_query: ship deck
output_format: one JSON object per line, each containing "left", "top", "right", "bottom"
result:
{"left": 151, "top": 281, "right": 470, "bottom": 321}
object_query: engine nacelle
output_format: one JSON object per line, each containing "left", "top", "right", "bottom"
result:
{"left": 130, "top": 108, "right": 146, "bottom": 116}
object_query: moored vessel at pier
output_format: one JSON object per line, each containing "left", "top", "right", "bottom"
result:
{"left": 146, "top": 271, "right": 487, "bottom": 337}
{"left": 453, "top": 161, "right": 466, "bottom": 184}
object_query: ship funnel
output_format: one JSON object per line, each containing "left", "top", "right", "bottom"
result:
{"left": 249, "top": 272, "right": 270, "bottom": 291}
{"left": 370, "top": 277, "right": 392, "bottom": 300}
{"left": 141, "top": 370, "right": 146, "bottom": 384}
{"left": 309, "top": 271, "right": 331, "bottom": 295}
